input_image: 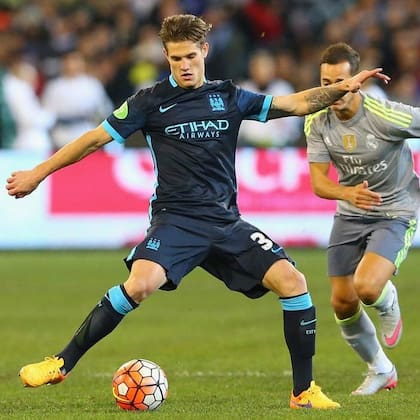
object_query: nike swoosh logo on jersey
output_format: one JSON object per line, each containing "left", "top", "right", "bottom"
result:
{"left": 159, "top": 104, "right": 177, "bottom": 113}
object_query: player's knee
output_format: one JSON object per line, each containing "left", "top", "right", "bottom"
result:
{"left": 290, "top": 269, "right": 307, "bottom": 292}
{"left": 263, "top": 260, "right": 307, "bottom": 297}
{"left": 124, "top": 276, "right": 160, "bottom": 303}
{"left": 124, "top": 260, "right": 167, "bottom": 303}
{"left": 331, "top": 294, "right": 359, "bottom": 318}
{"left": 353, "top": 279, "right": 379, "bottom": 305}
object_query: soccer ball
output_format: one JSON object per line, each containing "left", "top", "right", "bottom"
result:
{"left": 112, "top": 359, "right": 168, "bottom": 411}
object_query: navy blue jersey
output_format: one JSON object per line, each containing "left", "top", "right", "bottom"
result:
{"left": 102, "top": 75, "right": 272, "bottom": 222}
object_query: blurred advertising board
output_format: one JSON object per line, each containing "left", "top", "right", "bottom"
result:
{"left": 1, "top": 148, "right": 419, "bottom": 249}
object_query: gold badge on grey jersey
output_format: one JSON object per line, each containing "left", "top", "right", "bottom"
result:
{"left": 342, "top": 134, "right": 357, "bottom": 151}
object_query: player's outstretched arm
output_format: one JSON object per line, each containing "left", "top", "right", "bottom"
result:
{"left": 269, "top": 68, "right": 390, "bottom": 118}
{"left": 6, "top": 125, "right": 112, "bottom": 199}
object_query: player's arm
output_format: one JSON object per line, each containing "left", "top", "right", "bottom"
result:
{"left": 309, "top": 162, "right": 382, "bottom": 210}
{"left": 6, "top": 125, "right": 112, "bottom": 199}
{"left": 268, "top": 68, "right": 390, "bottom": 118}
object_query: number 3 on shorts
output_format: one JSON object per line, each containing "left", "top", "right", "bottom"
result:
{"left": 250, "top": 232, "right": 274, "bottom": 251}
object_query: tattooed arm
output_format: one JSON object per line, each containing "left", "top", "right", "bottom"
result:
{"left": 268, "top": 68, "right": 390, "bottom": 118}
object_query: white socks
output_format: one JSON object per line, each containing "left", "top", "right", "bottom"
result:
{"left": 336, "top": 307, "right": 393, "bottom": 374}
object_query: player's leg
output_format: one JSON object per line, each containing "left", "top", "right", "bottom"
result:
{"left": 262, "top": 259, "right": 340, "bottom": 409}
{"left": 331, "top": 275, "right": 397, "bottom": 395}
{"left": 354, "top": 252, "right": 401, "bottom": 348}
{"left": 57, "top": 259, "right": 167, "bottom": 373}
{"left": 262, "top": 261, "right": 339, "bottom": 409}
{"left": 20, "top": 217, "right": 210, "bottom": 388}
{"left": 19, "top": 259, "right": 166, "bottom": 387}
{"left": 262, "top": 260, "right": 313, "bottom": 395}
{"left": 357, "top": 217, "right": 417, "bottom": 348}
{"left": 201, "top": 218, "right": 339, "bottom": 408}
{"left": 328, "top": 215, "right": 398, "bottom": 394}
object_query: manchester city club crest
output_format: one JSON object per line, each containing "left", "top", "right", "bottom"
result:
{"left": 208, "top": 93, "right": 225, "bottom": 112}
{"left": 342, "top": 134, "right": 357, "bottom": 151}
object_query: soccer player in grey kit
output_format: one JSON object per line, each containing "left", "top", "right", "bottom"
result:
{"left": 7, "top": 16, "right": 388, "bottom": 409}
{"left": 305, "top": 42, "right": 420, "bottom": 396}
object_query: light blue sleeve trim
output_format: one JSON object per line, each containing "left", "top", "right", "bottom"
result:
{"left": 260, "top": 95, "right": 273, "bottom": 122}
{"left": 280, "top": 293, "right": 313, "bottom": 311}
{"left": 101, "top": 120, "right": 125, "bottom": 144}
{"left": 246, "top": 95, "right": 273, "bottom": 121}
{"left": 108, "top": 285, "right": 134, "bottom": 315}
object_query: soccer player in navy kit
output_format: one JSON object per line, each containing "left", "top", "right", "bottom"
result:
{"left": 7, "top": 15, "right": 389, "bottom": 409}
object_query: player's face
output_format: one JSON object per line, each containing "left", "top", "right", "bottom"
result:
{"left": 164, "top": 40, "right": 208, "bottom": 89}
{"left": 320, "top": 61, "right": 360, "bottom": 118}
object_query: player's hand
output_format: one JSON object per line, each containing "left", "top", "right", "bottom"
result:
{"left": 5, "top": 170, "right": 41, "bottom": 198}
{"left": 342, "top": 68, "right": 391, "bottom": 93}
{"left": 346, "top": 180, "right": 382, "bottom": 210}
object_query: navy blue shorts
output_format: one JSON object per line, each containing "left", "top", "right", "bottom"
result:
{"left": 124, "top": 212, "right": 293, "bottom": 299}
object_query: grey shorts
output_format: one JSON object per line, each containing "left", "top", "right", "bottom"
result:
{"left": 327, "top": 214, "right": 417, "bottom": 277}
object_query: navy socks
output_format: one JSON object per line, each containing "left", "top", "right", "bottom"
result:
{"left": 57, "top": 285, "right": 138, "bottom": 373}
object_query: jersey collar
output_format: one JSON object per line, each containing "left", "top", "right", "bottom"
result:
{"left": 169, "top": 74, "right": 208, "bottom": 88}
{"left": 169, "top": 74, "right": 178, "bottom": 87}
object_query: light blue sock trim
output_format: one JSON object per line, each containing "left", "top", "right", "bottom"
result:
{"left": 108, "top": 285, "right": 135, "bottom": 315}
{"left": 280, "top": 293, "right": 313, "bottom": 311}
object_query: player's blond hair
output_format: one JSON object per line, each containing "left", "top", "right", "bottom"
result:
{"left": 159, "top": 14, "right": 212, "bottom": 49}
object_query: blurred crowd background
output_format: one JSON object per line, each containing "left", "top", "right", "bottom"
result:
{"left": 0, "top": 0, "right": 418, "bottom": 151}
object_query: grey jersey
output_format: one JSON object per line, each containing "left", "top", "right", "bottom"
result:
{"left": 305, "top": 92, "right": 420, "bottom": 218}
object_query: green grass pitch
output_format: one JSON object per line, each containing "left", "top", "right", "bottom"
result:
{"left": 1, "top": 248, "right": 420, "bottom": 419}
